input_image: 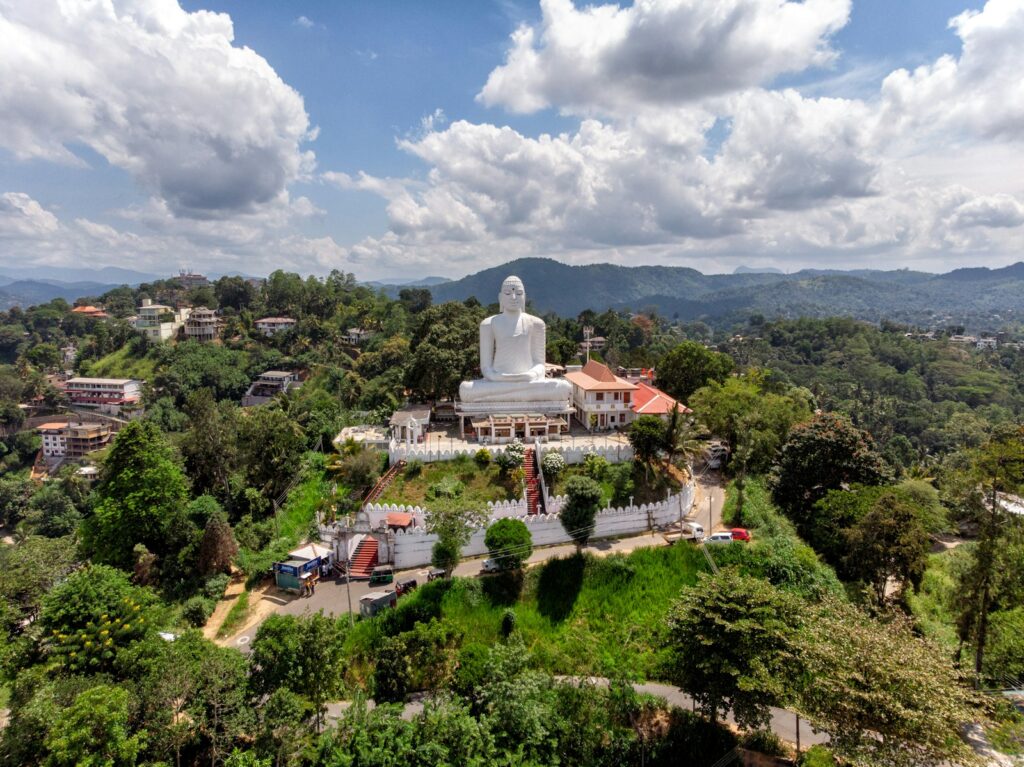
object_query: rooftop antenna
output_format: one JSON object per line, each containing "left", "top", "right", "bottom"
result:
{"left": 583, "top": 325, "right": 594, "bottom": 363}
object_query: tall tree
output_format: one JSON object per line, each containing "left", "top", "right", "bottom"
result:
{"left": 425, "top": 500, "right": 488, "bottom": 576}
{"left": 83, "top": 421, "right": 192, "bottom": 571}
{"left": 656, "top": 341, "right": 734, "bottom": 403}
{"left": 44, "top": 684, "right": 146, "bottom": 767}
{"left": 560, "top": 476, "right": 603, "bottom": 553}
{"left": 197, "top": 511, "right": 238, "bottom": 576}
{"left": 404, "top": 301, "right": 484, "bottom": 402}
{"left": 844, "top": 490, "right": 930, "bottom": 605}
{"left": 627, "top": 415, "right": 665, "bottom": 480}
{"left": 181, "top": 389, "right": 239, "bottom": 499}
{"left": 799, "top": 598, "right": 979, "bottom": 767}
{"left": 770, "top": 412, "right": 890, "bottom": 534}
{"left": 484, "top": 518, "right": 533, "bottom": 570}
{"left": 665, "top": 570, "right": 801, "bottom": 728}
{"left": 955, "top": 428, "right": 1024, "bottom": 679}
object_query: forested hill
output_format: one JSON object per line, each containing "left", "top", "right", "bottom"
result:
{"left": 427, "top": 257, "right": 1024, "bottom": 329}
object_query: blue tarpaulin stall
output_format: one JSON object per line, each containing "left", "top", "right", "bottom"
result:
{"left": 273, "top": 543, "right": 333, "bottom": 592}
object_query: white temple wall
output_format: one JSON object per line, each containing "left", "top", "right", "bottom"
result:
{"left": 388, "top": 441, "right": 633, "bottom": 465}
{"left": 389, "top": 484, "right": 693, "bottom": 569}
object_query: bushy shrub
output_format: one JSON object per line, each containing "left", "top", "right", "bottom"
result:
{"left": 583, "top": 452, "right": 610, "bottom": 482}
{"left": 494, "top": 450, "right": 521, "bottom": 473}
{"left": 799, "top": 745, "right": 838, "bottom": 767}
{"left": 427, "top": 476, "right": 464, "bottom": 500}
{"left": 404, "top": 460, "right": 423, "bottom": 479}
{"left": 541, "top": 451, "right": 565, "bottom": 480}
{"left": 501, "top": 608, "right": 517, "bottom": 638}
{"left": 504, "top": 439, "right": 526, "bottom": 462}
{"left": 203, "top": 573, "right": 231, "bottom": 600}
{"left": 182, "top": 596, "right": 216, "bottom": 628}
{"left": 484, "top": 518, "right": 533, "bottom": 570}
{"left": 741, "top": 729, "right": 788, "bottom": 757}
{"left": 474, "top": 449, "right": 492, "bottom": 468}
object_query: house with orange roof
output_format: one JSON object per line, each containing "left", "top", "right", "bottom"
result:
{"left": 631, "top": 381, "right": 691, "bottom": 421}
{"left": 71, "top": 305, "right": 109, "bottom": 319}
{"left": 563, "top": 360, "right": 637, "bottom": 431}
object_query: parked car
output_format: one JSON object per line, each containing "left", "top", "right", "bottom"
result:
{"left": 395, "top": 578, "right": 418, "bottom": 597}
{"left": 730, "top": 528, "right": 751, "bottom": 542}
{"left": 427, "top": 568, "right": 447, "bottom": 582}
{"left": 368, "top": 565, "right": 394, "bottom": 586}
{"left": 705, "top": 532, "right": 735, "bottom": 544}
{"left": 481, "top": 558, "right": 501, "bottom": 573}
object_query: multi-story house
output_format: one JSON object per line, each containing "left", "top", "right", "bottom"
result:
{"left": 63, "top": 377, "right": 142, "bottom": 415}
{"left": 184, "top": 307, "right": 220, "bottom": 342}
{"left": 255, "top": 317, "right": 297, "bottom": 337}
{"left": 241, "top": 370, "right": 301, "bottom": 407}
{"left": 564, "top": 360, "right": 638, "bottom": 431}
{"left": 37, "top": 421, "right": 112, "bottom": 458}
{"left": 134, "top": 299, "right": 190, "bottom": 341}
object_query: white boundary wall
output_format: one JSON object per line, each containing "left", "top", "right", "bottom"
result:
{"left": 390, "top": 483, "right": 694, "bottom": 569}
{"left": 388, "top": 441, "right": 633, "bottom": 465}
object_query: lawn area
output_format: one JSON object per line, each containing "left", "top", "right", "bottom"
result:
{"left": 375, "top": 457, "right": 519, "bottom": 507}
{"left": 346, "top": 543, "right": 709, "bottom": 681}
{"left": 80, "top": 345, "right": 158, "bottom": 380}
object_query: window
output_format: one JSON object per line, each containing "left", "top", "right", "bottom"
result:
{"left": 596, "top": 392, "right": 604, "bottom": 401}
{"left": 623, "top": 392, "right": 631, "bottom": 404}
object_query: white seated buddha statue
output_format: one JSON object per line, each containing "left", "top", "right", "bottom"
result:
{"left": 458, "top": 276, "right": 572, "bottom": 404}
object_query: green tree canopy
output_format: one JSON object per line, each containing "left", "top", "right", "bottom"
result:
{"left": 43, "top": 684, "right": 146, "bottom": 767}
{"left": 484, "top": 518, "right": 533, "bottom": 571}
{"left": 82, "top": 421, "right": 192, "bottom": 572}
{"left": 656, "top": 341, "right": 734, "bottom": 403}
{"left": 770, "top": 412, "right": 890, "bottom": 533}
{"left": 665, "top": 569, "right": 802, "bottom": 729}
{"left": 560, "top": 476, "right": 603, "bottom": 552}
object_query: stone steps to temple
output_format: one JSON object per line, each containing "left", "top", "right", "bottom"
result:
{"left": 348, "top": 537, "right": 379, "bottom": 579}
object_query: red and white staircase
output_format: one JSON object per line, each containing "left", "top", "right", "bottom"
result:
{"left": 525, "top": 447, "right": 543, "bottom": 515}
{"left": 348, "top": 537, "right": 379, "bottom": 579}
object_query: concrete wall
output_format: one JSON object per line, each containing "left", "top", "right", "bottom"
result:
{"left": 388, "top": 441, "right": 633, "bottom": 465}
{"left": 389, "top": 483, "right": 694, "bottom": 569}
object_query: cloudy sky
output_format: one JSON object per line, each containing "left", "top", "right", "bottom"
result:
{"left": 2, "top": 0, "right": 1023, "bottom": 281}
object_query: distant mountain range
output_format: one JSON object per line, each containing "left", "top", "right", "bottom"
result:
{"left": 0, "top": 280, "right": 121, "bottom": 311}
{"left": 426, "top": 258, "right": 1024, "bottom": 329}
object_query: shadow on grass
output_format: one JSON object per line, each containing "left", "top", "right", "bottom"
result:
{"left": 536, "top": 554, "right": 586, "bottom": 623}
{"left": 481, "top": 570, "right": 524, "bottom": 607}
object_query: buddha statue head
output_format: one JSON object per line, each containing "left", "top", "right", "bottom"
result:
{"left": 499, "top": 275, "right": 526, "bottom": 314}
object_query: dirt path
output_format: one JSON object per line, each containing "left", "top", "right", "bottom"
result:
{"left": 212, "top": 579, "right": 293, "bottom": 647}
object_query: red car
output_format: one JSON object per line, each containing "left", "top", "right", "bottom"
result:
{"left": 730, "top": 528, "right": 751, "bottom": 542}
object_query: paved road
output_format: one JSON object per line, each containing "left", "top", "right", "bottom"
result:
{"left": 324, "top": 678, "right": 828, "bottom": 750}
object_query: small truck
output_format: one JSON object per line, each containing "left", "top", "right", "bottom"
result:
{"left": 663, "top": 520, "right": 705, "bottom": 545}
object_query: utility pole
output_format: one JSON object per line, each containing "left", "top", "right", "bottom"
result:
{"left": 342, "top": 524, "right": 354, "bottom": 627}
{"left": 708, "top": 490, "right": 713, "bottom": 533}
{"left": 583, "top": 325, "right": 594, "bottom": 363}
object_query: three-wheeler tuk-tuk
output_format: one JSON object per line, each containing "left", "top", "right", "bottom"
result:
{"left": 368, "top": 565, "right": 394, "bottom": 586}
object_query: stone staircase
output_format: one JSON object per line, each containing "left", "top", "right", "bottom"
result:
{"left": 348, "top": 537, "right": 379, "bottom": 579}
{"left": 525, "top": 448, "right": 543, "bottom": 515}
{"left": 362, "top": 459, "right": 406, "bottom": 504}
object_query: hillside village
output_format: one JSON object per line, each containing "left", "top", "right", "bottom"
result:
{"left": 0, "top": 264, "right": 1022, "bottom": 766}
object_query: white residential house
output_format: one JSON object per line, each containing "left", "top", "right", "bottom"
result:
{"left": 38, "top": 422, "right": 68, "bottom": 457}
{"left": 134, "top": 299, "right": 190, "bottom": 341}
{"left": 389, "top": 406, "right": 431, "bottom": 445}
{"left": 563, "top": 360, "right": 638, "bottom": 431}
{"left": 344, "top": 327, "right": 374, "bottom": 345}
{"left": 63, "top": 377, "right": 143, "bottom": 415}
{"left": 184, "top": 307, "right": 220, "bottom": 342}
{"left": 255, "top": 317, "right": 297, "bottom": 337}
{"left": 977, "top": 337, "right": 997, "bottom": 350}
{"left": 242, "top": 370, "right": 301, "bottom": 407}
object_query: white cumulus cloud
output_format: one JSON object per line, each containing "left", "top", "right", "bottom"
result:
{"left": 479, "top": 0, "right": 851, "bottom": 115}
{"left": 0, "top": 0, "right": 316, "bottom": 218}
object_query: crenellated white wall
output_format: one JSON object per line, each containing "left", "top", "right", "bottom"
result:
{"left": 389, "top": 483, "right": 694, "bottom": 569}
{"left": 388, "top": 441, "right": 633, "bottom": 465}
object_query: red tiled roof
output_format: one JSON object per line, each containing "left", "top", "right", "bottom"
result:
{"left": 386, "top": 512, "right": 414, "bottom": 528}
{"left": 564, "top": 360, "right": 637, "bottom": 392}
{"left": 631, "top": 381, "right": 691, "bottom": 416}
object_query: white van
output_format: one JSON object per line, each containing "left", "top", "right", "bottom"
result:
{"left": 706, "top": 531, "right": 735, "bottom": 544}
{"left": 682, "top": 521, "right": 705, "bottom": 541}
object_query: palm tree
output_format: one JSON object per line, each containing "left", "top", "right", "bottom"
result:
{"left": 663, "top": 407, "right": 703, "bottom": 475}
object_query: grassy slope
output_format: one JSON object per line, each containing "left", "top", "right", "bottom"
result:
{"left": 376, "top": 460, "right": 517, "bottom": 506}
{"left": 80, "top": 346, "right": 158, "bottom": 381}
{"left": 348, "top": 543, "right": 708, "bottom": 680}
